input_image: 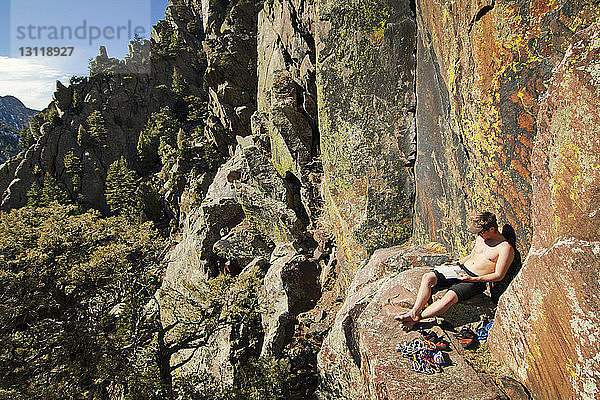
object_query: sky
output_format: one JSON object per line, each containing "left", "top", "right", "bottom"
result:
{"left": 0, "top": 0, "right": 169, "bottom": 110}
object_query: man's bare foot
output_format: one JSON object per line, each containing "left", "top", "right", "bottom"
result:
{"left": 395, "top": 311, "right": 421, "bottom": 331}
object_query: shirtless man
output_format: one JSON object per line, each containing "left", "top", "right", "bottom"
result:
{"left": 397, "top": 211, "right": 514, "bottom": 331}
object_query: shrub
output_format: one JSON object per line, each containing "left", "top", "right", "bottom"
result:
{"left": 0, "top": 204, "right": 166, "bottom": 399}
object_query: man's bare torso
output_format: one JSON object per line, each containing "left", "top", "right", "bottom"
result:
{"left": 463, "top": 235, "right": 512, "bottom": 276}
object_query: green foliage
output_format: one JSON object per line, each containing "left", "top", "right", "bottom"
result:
{"left": 105, "top": 157, "right": 139, "bottom": 216}
{"left": 17, "top": 107, "right": 59, "bottom": 150}
{"left": 158, "top": 263, "right": 294, "bottom": 399}
{"left": 46, "top": 106, "right": 60, "bottom": 127}
{"left": 0, "top": 204, "right": 166, "bottom": 399}
{"left": 63, "top": 150, "right": 83, "bottom": 194}
{"left": 16, "top": 124, "right": 33, "bottom": 151}
{"left": 175, "top": 356, "right": 291, "bottom": 400}
{"left": 0, "top": 125, "right": 19, "bottom": 163}
{"left": 172, "top": 69, "right": 187, "bottom": 97}
{"left": 135, "top": 181, "right": 163, "bottom": 222}
{"left": 153, "top": 21, "right": 187, "bottom": 58}
{"left": 137, "top": 107, "right": 179, "bottom": 172}
{"left": 27, "top": 173, "right": 71, "bottom": 207}
{"left": 87, "top": 111, "right": 108, "bottom": 144}
{"left": 185, "top": 95, "right": 208, "bottom": 126}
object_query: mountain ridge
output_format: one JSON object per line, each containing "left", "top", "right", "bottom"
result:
{"left": 0, "top": 95, "right": 39, "bottom": 163}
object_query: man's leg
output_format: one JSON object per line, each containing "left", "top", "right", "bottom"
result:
{"left": 420, "top": 290, "right": 459, "bottom": 320}
{"left": 396, "top": 272, "right": 438, "bottom": 331}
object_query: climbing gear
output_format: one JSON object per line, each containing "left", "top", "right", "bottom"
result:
{"left": 475, "top": 317, "right": 494, "bottom": 341}
{"left": 397, "top": 334, "right": 449, "bottom": 374}
{"left": 456, "top": 325, "right": 478, "bottom": 349}
{"left": 420, "top": 329, "right": 450, "bottom": 351}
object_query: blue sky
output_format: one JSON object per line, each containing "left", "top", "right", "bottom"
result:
{"left": 0, "top": 0, "right": 169, "bottom": 110}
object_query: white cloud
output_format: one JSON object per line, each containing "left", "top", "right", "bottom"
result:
{"left": 0, "top": 56, "right": 73, "bottom": 110}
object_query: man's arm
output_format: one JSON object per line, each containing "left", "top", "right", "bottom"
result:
{"left": 460, "top": 243, "right": 515, "bottom": 283}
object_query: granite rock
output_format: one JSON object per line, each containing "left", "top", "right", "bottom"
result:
{"left": 315, "top": 0, "right": 417, "bottom": 284}
{"left": 489, "top": 22, "right": 600, "bottom": 400}
{"left": 260, "top": 244, "right": 320, "bottom": 357}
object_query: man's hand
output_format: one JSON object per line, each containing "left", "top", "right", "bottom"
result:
{"left": 458, "top": 274, "right": 477, "bottom": 282}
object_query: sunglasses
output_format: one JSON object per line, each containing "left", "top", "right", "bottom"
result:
{"left": 477, "top": 227, "right": 490, "bottom": 236}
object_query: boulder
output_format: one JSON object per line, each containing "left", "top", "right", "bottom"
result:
{"left": 316, "top": 0, "right": 417, "bottom": 282}
{"left": 53, "top": 81, "right": 73, "bottom": 116}
{"left": 264, "top": 70, "right": 320, "bottom": 219}
{"left": 212, "top": 219, "right": 273, "bottom": 271}
{"left": 164, "top": 152, "right": 246, "bottom": 288}
{"left": 260, "top": 244, "right": 320, "bottom": 357}
{"left": 234, "top": 139, "right": 314, "bottom": 249}
{"left": 317, "top": 245, "right": 504, "bottom": 400}
{"left": 489, "top": 22, "right": 600, "bottom": 400}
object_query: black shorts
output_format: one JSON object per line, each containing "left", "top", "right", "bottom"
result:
{"left": 432, "top": 264, "right": 486, "bottom": 302}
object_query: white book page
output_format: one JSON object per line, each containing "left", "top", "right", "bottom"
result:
{"left": 433, "top": 264, "right": 466, "bottom": 280}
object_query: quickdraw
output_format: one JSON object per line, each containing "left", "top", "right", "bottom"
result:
{"left": 396, "top": 336, "right": 447, "bottom": 375}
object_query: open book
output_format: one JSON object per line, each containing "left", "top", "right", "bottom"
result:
{"left": 434, "top": 264, "right": 468, "bottom": 280}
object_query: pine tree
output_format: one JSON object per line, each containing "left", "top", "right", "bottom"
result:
{"left": 87, "top": 111, "right": 108, "bottom": 144}
{"left": 172, "top": 68, "right": 187, "bottom": 97}
{"left": 27, "top": 173, "right": 70, "bottom": 206}
{"left": 105, "top": 157, "right": 139, "bottom": 215}
{"left": 64, "top": 151, "right": 83, "bottom": 195}
{"left": 137, "top": 107, "right": 179, "bottom": 172}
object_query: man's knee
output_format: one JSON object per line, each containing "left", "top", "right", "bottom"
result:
{"left": 422, "top": 271, "right": 437, "bottom": 287}
{"left": 441, "top": 290, "right": 459, "bottom": 306}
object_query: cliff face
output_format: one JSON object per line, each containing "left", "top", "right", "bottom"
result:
{"left": 316, "top": 0, "right": 417, "bottom": 283}
{"left": 411, "top": 1, "right": 600, "bottom": 398}
{"left": 413, "top": 0, "right": 599, "bottom": 256}
{"left": 489, "top": 22, "right": 600, "bottom": 399}
{"left": 1, "top": 0, "right": 599, "bottom": 398}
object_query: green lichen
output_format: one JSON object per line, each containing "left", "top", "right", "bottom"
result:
{"left": 268, "top": 123, "right": 296, "bottom": 178}
{"left": 317, "top": 0, "right": 417, "bottom": 277}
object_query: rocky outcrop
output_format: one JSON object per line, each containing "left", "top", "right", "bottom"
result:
{"left": 260, "top": 244, "right": 320, "bottom": 357}
{"left": 256, "top": 0, "right": 322, "bottom": 224}
{"left": 0, "top": 1, "right": 211, "bottom": 215}
{"left": 412, "top": 0, "right": 600, "bottom": 256}
{"left": 317, "top": 245, "right": 503, "bottom": 400}
{"left": 316, "top": 0, "right": 417, "bottom": 283}
{"left": 202, "top": 0, "right": 259, "bottom": 154}
{"left": 2, "top": 0, "right": 598, "bottom": 398}
{"left": 158, "top": 133, "right": 316, "bottom": 381}
{"left": 489, "top": 22, "right": 600, "bottom": 400}
{"left": 234, "top": 136, "right": 314, "bottom": 249}
{"left": 212, "top": 219, "right": 272, "bottom": 271}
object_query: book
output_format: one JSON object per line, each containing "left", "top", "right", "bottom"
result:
{"left": 434, "top": 264, "right": 468, "bottom": 280}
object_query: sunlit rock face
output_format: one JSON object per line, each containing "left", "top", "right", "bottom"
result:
{"left": 412, "top": 0, "right": 599, "bottom": 257}
{"left": 316, "top": 0, "right": 417, "bottom": 284}
{"left": 317, "top": 245, "right": 504, "bottom": 400}
{"left": 490, "top": 22, "right": 600, "bottom": 400}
